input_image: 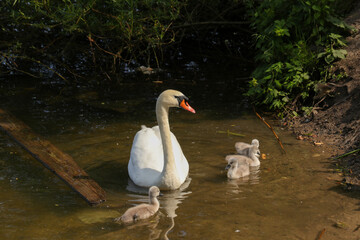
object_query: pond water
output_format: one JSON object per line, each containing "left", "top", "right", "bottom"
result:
{"left": 0, "top": 71, "right": 359, "bottom": 240}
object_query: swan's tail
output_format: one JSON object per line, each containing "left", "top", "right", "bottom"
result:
{"left": 141, "top": 125, "right": 147, "bottom": 130}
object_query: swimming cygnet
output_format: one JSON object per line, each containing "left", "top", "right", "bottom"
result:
{"left": 225, "top": 156, "right": 250, "bottom": 179}
{"left": 235, "top": 139, "right": 260, "bottom": 156}
{"left": 226, "top": 147, "right": 260, "bottom": 167}
{"left": 235, "top": 139, "right": 260, "bottom": 158}
{"left": 115, "top": 186, "right": 160, "bottom": 224}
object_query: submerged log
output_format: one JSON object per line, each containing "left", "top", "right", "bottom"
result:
{"left": 0, "top": 108, "right": 106, "bottom": 206}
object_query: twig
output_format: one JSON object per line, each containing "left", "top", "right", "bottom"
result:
{"left": 1, "top": 53, "right": 68, "bottom": 83}
{"left": 315, "top": 228, "right": 326, "bottom": 240}
{"left": 34, "top": 59, "right": 69, "bottom": 83}
{"left": 332, "top": 148, "right": 360, "bottom": 160}
{"left": 1, "top": 57, "right": 39, "bottom": 78}
{"left": 87, "top": 35, "right": 121, "bottom": 58}
{"left": 353, "top": 225, "right": 360, "bottom": 232}
{"left": 172, "top": 21, "right": 250, "bottom": 28}
{"left": 254, "top": 108, "right": 286, "bottom": 154}
{"left": 314, "top": 95, "right": 327, "bottom": 108}
{"left": 217, "top": 130, "right": 245, "bottom": 137}
{"left": 91, "top": 8, "right": 119, "bottom": 21}
{"left": 172, "top": 21, "right": 252, "bottom": 34}
{"left": 11, "top": 69, "right": 40, "bottom": 78}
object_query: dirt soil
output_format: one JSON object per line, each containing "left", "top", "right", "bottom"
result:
{"left": 288, "top": 4, "right": 360, "bottom": 190}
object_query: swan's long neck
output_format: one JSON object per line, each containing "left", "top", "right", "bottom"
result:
{"left": 156, "top": 100, "right": 181, "bottom": 189}
{"left": 249, "top": 151, "right": 260, "bottom": 165}
{"left": 150, "top": 196, "right": 160, "bottom": 208}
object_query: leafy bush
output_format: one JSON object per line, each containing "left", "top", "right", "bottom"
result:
{"left": 0, "top": 0, "right": 186, "bottom": 78}
{"left": 1, "top": 0, "right": 251, "bottom": 81}
{"left": 245, "top": 0, "right": 351, "bottom": 115}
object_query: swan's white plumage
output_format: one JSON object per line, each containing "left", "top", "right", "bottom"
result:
{"left": 128, "top": 126, "right": 189, "bottom": 188}
{"left": 127, "top": 90, "right": 193, "bottom": 190}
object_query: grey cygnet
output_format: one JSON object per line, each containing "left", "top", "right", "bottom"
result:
{"left": 115, "top": 186, "right": 161, "bottom": 224}
{"left": 235, "top": 139, "right": 260, "bottom": 160}
{"left": 225, "top": 156, "right": 250, "bottom": 179}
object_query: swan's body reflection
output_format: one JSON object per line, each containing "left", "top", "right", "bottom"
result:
{"left": 126, "top": 177, "right": 191, "bottom": 217}
{"left": 120, "top": 214, "right": 163, "bottom": 239}
{"left": 92, "top": 178, "right": 191, "bottom": 239}
{"left": 124, "top": 177, "right": 192, "bottom": 239}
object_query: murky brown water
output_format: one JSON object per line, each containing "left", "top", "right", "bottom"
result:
{"left": 0, "top": 75, "right": 359, "bottom": 240}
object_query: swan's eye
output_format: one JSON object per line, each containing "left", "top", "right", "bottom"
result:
{"left": 174, "top": 96, "right": 181, "bottom": 105}
{"left": 175, "top": 95, "right": 195, "bottom": 113}
{"left": 175, "top": 95, "right": 189, "bottom": 104}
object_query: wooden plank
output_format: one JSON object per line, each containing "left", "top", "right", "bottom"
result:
{"left": 0, "top": 108, "right": 106, "bottom": 206}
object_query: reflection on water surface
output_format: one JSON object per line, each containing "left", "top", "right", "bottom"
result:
{"left": 0, "top": 74, "right": 358, "bottom": 240}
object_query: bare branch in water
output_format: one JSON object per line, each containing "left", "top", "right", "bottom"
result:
{"left": 316, "top": 228, "right": 326, "bottom": 240}
{"left": 217, "top": 130, "right": 245, "bottom": 137}
{"left": 254, "top": 108, "right": 286, "bottom": 154}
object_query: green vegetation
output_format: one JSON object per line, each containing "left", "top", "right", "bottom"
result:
{"left": 0, "top": 0, "right": 186, "bottom": 78}
{"left": 245, "top": 0, "right": 353, "bottom": 115}
{"left": 0, "top": 0, "right": 355, "bottom": 115}
{"left": 1, "top": 0, "right": 248, "bottom": 81}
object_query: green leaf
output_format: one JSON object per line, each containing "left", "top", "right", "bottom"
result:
{"left": 282, "top": 96, "right": 289, "bottom": 103}
{"left": 275, "top": 80, "right": 282, "bottom": 88}
{"left": 312, "top": 5, "right": 321, "bottom": 11}
{"left": 327, "top": 16, "right": 348, "bottom": 29}
{"left": 332, "top": 49, "right": 347, "bottom": 59}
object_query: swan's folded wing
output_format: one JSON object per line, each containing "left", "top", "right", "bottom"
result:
{"left": 129, "top": 127, "right": 164, "bottom": 172}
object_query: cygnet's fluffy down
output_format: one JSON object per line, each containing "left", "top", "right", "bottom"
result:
{"left": 230, "top": 146, "right": 261, "bottom": 167}
{"left": 235, "top": 139, "right": 260, "bottom": 158}
{"left": 115, "top": 186, "right": 160, "bottom": 224}
{"left": 225, "top": 156, "right": 250, "bottom": 179}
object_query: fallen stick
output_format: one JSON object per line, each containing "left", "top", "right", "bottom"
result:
{"left": 216, "top": 130, "right": 245, "bottom": 137}
{"left": 254, "top": 109, "right": 286, "bottom": 154}
{"left": 315, "top": 228, "right": 326, "bottom": 240}
{"left": 332, "top": 148, "right": 360, "bottom": 160}
{"left": 0, "top": 108, "right": 106, "bottom": 206}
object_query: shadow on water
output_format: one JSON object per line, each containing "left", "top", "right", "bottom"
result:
{"left": 328, "top": 185, "right": 360, "bottom": 210}
{"left": 85, "top": 160, "right": 129, "bottom": 192}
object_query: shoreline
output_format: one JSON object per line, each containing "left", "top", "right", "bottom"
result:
{"left": 287, "top": 2, "right": 360, "bottom": 190}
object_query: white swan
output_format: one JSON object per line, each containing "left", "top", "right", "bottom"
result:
{"left": 128, "top": 90, "right": 195, "bottom": 190}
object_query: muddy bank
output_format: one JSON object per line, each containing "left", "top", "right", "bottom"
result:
{"left": 288, "top": 3, "right": 360, "bottom": 189}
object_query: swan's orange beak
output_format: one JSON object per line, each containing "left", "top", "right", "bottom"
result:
{"left": 180, "top": 99, "right": 196, "bottom": 113}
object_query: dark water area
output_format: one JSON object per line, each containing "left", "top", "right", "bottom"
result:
{"left": 0, "top": 63, "right": 359, "bottom": 239}
{"left": 0, "top": 59, "right": 252, "bottom": 137}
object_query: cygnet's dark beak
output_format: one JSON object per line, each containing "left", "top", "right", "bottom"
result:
{"left": 159, "top": 192, "right": 164, "bottom": 197}
{"left": 225, "top": 164, "right": 231, "bottom": 170}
